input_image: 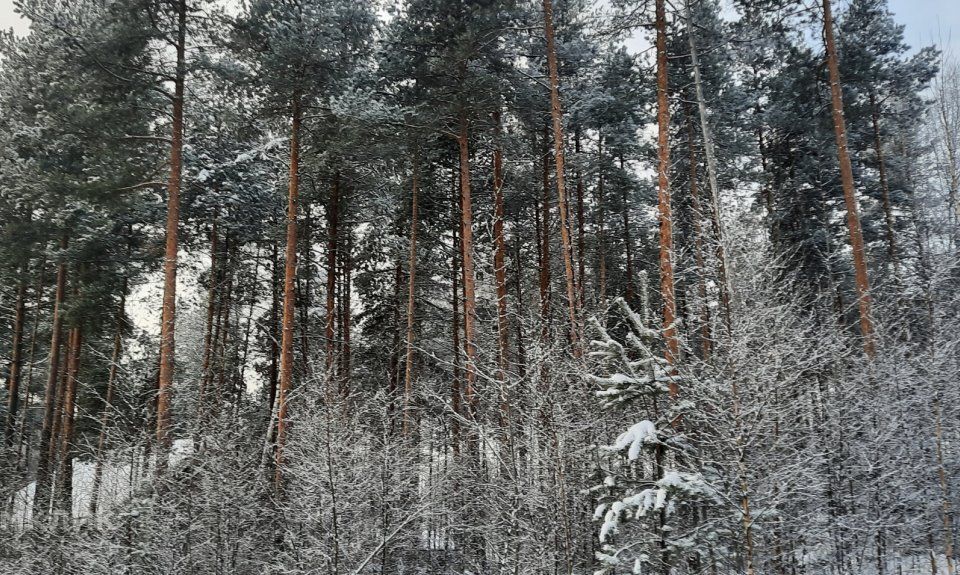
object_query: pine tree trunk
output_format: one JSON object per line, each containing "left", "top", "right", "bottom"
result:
{"left": 575, "top": 129, "right": 586, "bottom": 310}
{"left": 539, "top": 127, "right": 552, "bottom": 342}
{"left": 267, "top": 241, "right": 280, "bottom": 416}
{"left": 15, "top": 262, "right": 45, "bottom": 470}
{"left": 655, "top": 0, "right": 679, "bottom": 378}
{"left": 457, "top": 107, "right": 479, "bottom": 422}
{"left": 215, "top": 240, "right": 234, "bottom": 412}
{"left": 822, "top": 0, "right": 876, "bottom": 358}
{"left": 621, "top": 155, "right": 634, "bottom": 306}
{"left": 326, "top": 172, "right": 340, "bottom": 401}
{"left": 275, "top": 96, "right": 302, "bottom": 489}
{"left": 684, "top": 104, "right": 712, "bottom": 360}
{"left": 341, "top": 229, "right": 352, "bottom": 393}
{"left": 597, "top": 132, "right": 607, "bottom": 308}
{"left": 684, "top": 0, "right": 732, "bottom": 334}
{"left": 36, "top": 234, "right": 69, "bottom": 519}
{"left": 492, "top": 109, "right": 511, "bottom": 426}
{"left": 403, "top": 152, "right": 420, "bottom": 437}
{"left": 543, "top": 0, "right": 581, "bottom": 357}
{"left": 156, "top": 0, "right": 187, "bottom": 461}
{"left": 90, "top": 286, "right": 125, "bottom": 517}
{"left": 4, "top": 271, "right": 27, "bottom": 447}
{"left": 451, "top": 172, "right": 462, "bottom": 456}
{"left": 197, "top": 216, "right": 219, "bottom": 427}
{"left": 869, "top": 91, "right": 899, "bottom": 280}
{"left": 57, "top": 323, "right": 82, "bottom": 516}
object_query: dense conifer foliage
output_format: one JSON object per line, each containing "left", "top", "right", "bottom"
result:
{"left": 0, "top": 0, "right": 958, "bottom": 573}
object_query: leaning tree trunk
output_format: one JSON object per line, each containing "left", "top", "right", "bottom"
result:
{"left": 156, "top": 0, "right": 187, "bottom": 465}
{"left": 822, "top": 0, "right": 876, "bottom": 358}
{"left": 543, "top": 0, "right": 581, "bottom": 357}
{"left": 684, "top": 0, "right": 732, "bottom": 334}
{"left": 274, "top": 95, "right": 302, "bottom": 489}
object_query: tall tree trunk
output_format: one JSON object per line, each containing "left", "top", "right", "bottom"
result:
{"left": 215, "top": 240, "right": 234, "bottom": 412}
{"left": 656, "top": 0, "right": 679, "bottom": 379}
{"left": 326, "top": 172, "right": 340, "bottom": 401}
{"left": 539, "top": 128, "right": 552, "bottom": 341}
{"left": 543, "top": 0, "right": 581, "bottom": 357}
{"left": 275, "top": 96, "right": 302, "bottom": 489}
{"left": 36, "top": 234, "right": 69, "bottom": 519}
{"left": 575, "top": 129, "right": 586, "bottom": 310}
{"left": 16, "top": 261, "right": 45, "bottom": 470}
{"left": 869, "top": 91, "right": 899, "bottom": 280}
{"left": 822, "top": 0, "right": 876, "bottom": 358}
{"left": 621, "top": 155, "right": 634, "bottom": 306}
{"left": 197, "top": 216, "right": 219, "bottom": 427}
{"left": 90, "top": 286, "right": 126, "bottom": 517}
{"left": 684, "top": 103, "right": 712, "bottom": 360}
{"left": 4, "top": 270, "right": 27, "bottom": 446}
{"left": 685, "top": 0, "right": 732, "bottom": 334}
{"left": 492, "top": 109, "right": 511, "bottom": 426}
{"left": 451, "top": 171, "right": 463, "bottom": 456}
{"left": 156, "top": 0, "right": 187, "bottom": 461}
{"left": 341, "top": 229, "right": 352, "bottom": 392}
{"left": 597, "top": 132, "right": 607, "bottom": 308}
{"left": 324, "top": 172, "right": 340, "bottom": 402}
{"left": 267, "top": 241, "right": 280, "bottom": 416}
{"left": 57, "top": 323, "right": 83, "bottom": 516}
{"left": 403, "top": 152, "right": 420, "bottom": 437}
{"left": 457, "top": 107, "right": 479, "bottom": 422}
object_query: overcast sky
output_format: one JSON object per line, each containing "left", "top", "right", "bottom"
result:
{"left": 0, "top": 0, "right": 956, "bottom": 58}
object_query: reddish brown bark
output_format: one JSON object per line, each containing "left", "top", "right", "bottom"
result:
{"left": 823, "top": 0, "right": 876, "bottom": 358}
{"left": 275, "top": 96, "right": 302, "bottom": 488}
{"left": 457, "top": 109, "right": 479, "bottom": 420}
{"left": 156, "top": 0, "right": 187, "bottom": 459}
{"left": 57, "top": 324, "right": 82, "bottom": 513}
{"left": 36, "top": 234, "right": 68, "bottom": 516}
{"left": 543, "top": 0, "right": 581, "bottom": 357}
{"left": 656, "top": 0, "right": 680, "bottom": 383}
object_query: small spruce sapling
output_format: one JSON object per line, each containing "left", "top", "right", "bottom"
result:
{"left": 587, "top": 297, "right": 715, "bottom": 574}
